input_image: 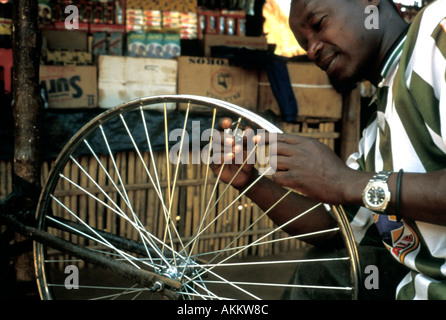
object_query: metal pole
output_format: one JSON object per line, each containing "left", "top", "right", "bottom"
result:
{"left": 11, "top": 0, "right": 43, "bottom": 298}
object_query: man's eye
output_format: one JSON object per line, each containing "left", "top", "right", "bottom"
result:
{"left": 314, "top": 16, "right": 326, "bottom": 30}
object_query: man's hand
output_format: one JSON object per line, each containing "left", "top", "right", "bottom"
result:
{"left": 209, "top": 118, "right": 257, "bottom": 189}
{"left": 258, "top": 132, "right": 358, "bottom": 205}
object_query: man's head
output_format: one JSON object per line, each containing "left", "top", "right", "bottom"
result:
{"left": 289, "top": 0, "right": 405, "bottom": 86}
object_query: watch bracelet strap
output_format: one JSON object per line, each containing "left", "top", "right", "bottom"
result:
{"left": 371, "top": 171, "right": 391, "bottom": 183}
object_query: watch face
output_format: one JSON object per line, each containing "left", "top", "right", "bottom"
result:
{"left": 366, "top": 186, "right": 386, "bottom": 207}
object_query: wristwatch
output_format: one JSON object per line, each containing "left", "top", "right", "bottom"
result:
{"left": 362, "top": 171, "right": 392, "bottom": 212}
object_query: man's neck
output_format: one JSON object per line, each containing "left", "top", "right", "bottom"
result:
{"left": 368, "top": 4, "right": 409, "bottom": 86}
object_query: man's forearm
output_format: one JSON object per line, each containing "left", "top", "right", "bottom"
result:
{"left": 343, "top": 169, "right": 446, "bottom": 226}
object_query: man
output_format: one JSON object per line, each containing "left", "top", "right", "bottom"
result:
{"left": 212, "top": 0, "right": 446, "bottom": 299}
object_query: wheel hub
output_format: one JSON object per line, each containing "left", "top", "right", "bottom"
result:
{"left": 160, "top": 259, "right": 199, "bottom": 282}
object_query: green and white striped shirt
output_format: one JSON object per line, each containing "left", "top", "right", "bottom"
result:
{"left": 346, "top": 0, "right": 446, "bottom": 300}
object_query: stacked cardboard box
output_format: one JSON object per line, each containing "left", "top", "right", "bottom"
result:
{"left": 177, "top": 56, "right": 259, "bottom": 111}
{"left": 97, "top": 55, "right": 177, "bottom": 109}
{"left": 40, "top": 65, "right": 97, "bottom": 109}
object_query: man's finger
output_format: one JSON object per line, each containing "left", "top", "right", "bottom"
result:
{"left": 269, "top": 154, "right": 290, "bottom": 171}
{"left": 271, "top": 171, "right": 296, "bottom": 188}
{"left": 254, "top": 132, "right": 303, "bottom": 145}
{"left": 218, "top": 117, "right": 233, "bottom": 130}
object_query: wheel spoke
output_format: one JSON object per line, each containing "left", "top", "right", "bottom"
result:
{"left": 162, "top": 102, "right": 190, "bottom": 265}
{"left": 185, "top": 202, "right": 324, "bottom": 285}
{"left": 49, "top": 197, "right": 140, "bottom": 269}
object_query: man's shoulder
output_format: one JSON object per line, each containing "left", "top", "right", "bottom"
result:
{"left": 408, "top": 0, "right": 446, "bottom": 36}
{"left": 401, "top": 0, "right": 446, "bottom": 68}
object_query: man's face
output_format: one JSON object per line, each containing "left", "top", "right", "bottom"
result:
{"left": 289, "top": 0, "right": 380, "bottom": 85}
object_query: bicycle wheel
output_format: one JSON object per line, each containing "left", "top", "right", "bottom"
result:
{"left": 34, "top": 94, "right": 360, "bottom": 300}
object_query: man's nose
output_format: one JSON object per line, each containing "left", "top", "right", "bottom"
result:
{"left": 307, "top": 38, "right": 323, "bottom": 62}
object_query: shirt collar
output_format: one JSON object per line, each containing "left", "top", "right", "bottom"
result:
{"left": 369, "top": 32, "right": 407, "bottom": 106}
{"left": 381, "top": 36, "right": 406, "bottom": 78}
{"left": 378, "top": 25, "right": 410, "bottom": 84}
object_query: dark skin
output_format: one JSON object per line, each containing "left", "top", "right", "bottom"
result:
{"left": 211, "top": 0, "right": 446, "bottom": 246}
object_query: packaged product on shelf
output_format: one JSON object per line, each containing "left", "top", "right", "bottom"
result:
{"left": 104, "top": 4, "right": 114, "bottom": 24}
{"left": 225, "top": 16, "right": 235, "bottom": 35}
{"left": 221, "top": 10, "right": 247, "bottom": 36}
{"left": 180, "top": 12, "right": 197, "bottom": 39}
{"left": 38, "top": 0, "right": 52, "bottom": 26}
{"left": 162, "top": 11, "right": 181, "bottom": 30}
{"left": 0, "top": 1, "right": 12, "bottom": 48}
{"left": 92, "top": 32, "right": 107, "bottom": 59}
{"left": 126, "top": 8, "right": 144, "bottom": 32}
{"left": 146, "top": 32, "right": 163, "bottom": 58}
{"left": 163, "top": 33, "right": 180, "bottom": 59}
{"left": 197, "top": 10, "right": 222, "bottom": 39}
{"left": 80, "top": 1, "right": 93, "bottom": 23}
{"left": 114, "top": 0, "right": 124, "bottom": 24}
{"left": 108, "top": 32, "right": 124, "bottom": 56}
{"left": 127, "top": 32, "right": 147, "bottom": 57}
{"left": 51, "top": 1, "right": 62, "bottom": 23}
{"left": 89, "top": 0, "right": 117, "bottom": 24}
{"left": 218, "top": 15, "right": 226, "bottom": 35}
{"left": 197, "top": 9, "right": 247, "bottom": 38}
{"left": 198, "top": 13, "right": 205, "bottom": 39}
{"left": 144, "top": 10, "right": 162, "bottom": 29}
{"left": 92, "top": 1, "right": 105, "bottom": 24}
{"left": 206, "top": 12, "right": 219, "bottom": 34}
{"left": 127, "top": 0, "right": 197, "bottom": 13}
{"left": 238, "top": 17, "right": 246, "bottom": 36}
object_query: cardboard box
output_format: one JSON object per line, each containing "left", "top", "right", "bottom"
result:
{"left": 258, "top": 62, "right": 343, "bottom": 119}
{"left": 46, "top": 51, "right": 93, "bottom": 66}
{"left": 42, "top": 30, "right": 88, "bottom": 51}
{"left": 177, "top": 56, "right": 259, "bottom": 111}
{"left": 40, "top": 65, "right": 98, "bottom": 109}
{"left": 98, "top": 55, "right": 177, "bottom": 109}
{"left": 203, "top": 34, "right": 268, "bottom": 57}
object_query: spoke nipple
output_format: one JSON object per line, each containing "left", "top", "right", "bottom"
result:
{"left": 150, "top": 281, "right": 165, "bottom": 292}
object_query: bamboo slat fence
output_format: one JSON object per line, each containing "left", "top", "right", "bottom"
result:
{"left": 1, "top": 118, "right": 339, "bottom": 261}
